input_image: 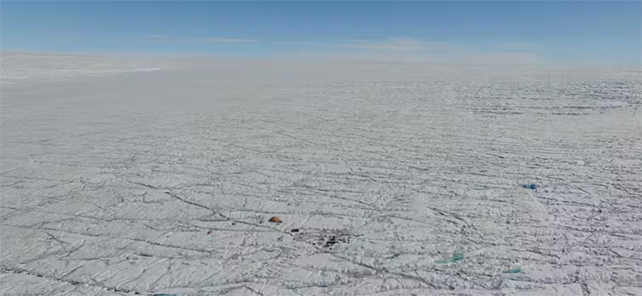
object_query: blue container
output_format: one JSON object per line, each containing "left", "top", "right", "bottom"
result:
{"left": 523, "top": 184, "right": 538, "bottom": 190}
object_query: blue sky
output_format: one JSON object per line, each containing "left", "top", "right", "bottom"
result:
{"left": 2, "top": 1, "right": 640, "bottom": 66}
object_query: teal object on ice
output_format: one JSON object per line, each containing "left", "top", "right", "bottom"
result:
{"left": 435, "top": 253, "right": 464, "bottom": 264}
{"left": 386, "top": 253, "right": 400, "bottom": 259}
{"left": 503, "top": 268, "right": 522, "bottom": 274}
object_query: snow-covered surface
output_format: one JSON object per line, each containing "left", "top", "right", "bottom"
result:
{"left": 1, "top": 53, "right": 641, "bottom": 295}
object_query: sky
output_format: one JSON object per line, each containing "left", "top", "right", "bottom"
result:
{"left": 2, "top": 1, "right": 641, "bottom": 66}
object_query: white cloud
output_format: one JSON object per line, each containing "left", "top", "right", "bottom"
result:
{"left": 199, "top": 38, "right": 258, "bottom": 43}
{"left": 333, "top": 38, "right": 453, "bottom": 51}
{"left": 142, "top": 35, "right": 258, "bottom": 44}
